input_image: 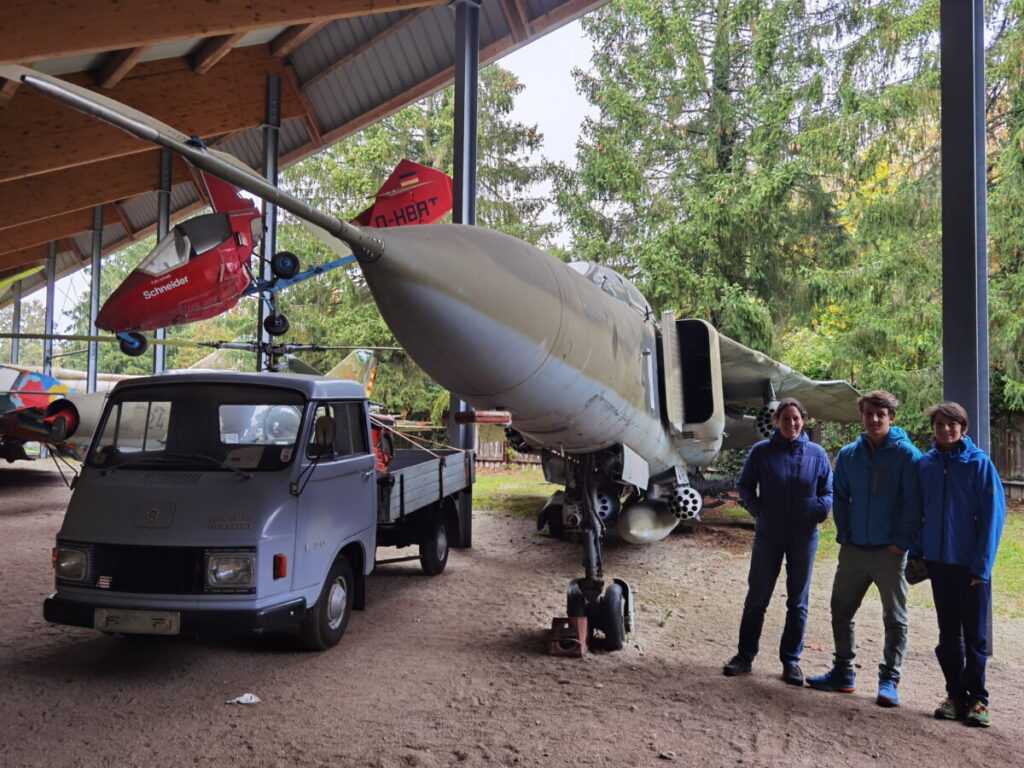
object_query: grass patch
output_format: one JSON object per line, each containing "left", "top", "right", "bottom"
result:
{"left": 474, "top": 467, "right": 554, "bottom": 518}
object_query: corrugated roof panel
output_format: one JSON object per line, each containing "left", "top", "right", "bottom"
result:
{"left": 118, "top": 183, "right": 202, "bottom": 234}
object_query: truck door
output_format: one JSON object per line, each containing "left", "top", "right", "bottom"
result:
{"left": 293, "top": 400, "right": 375, "bottom": 591}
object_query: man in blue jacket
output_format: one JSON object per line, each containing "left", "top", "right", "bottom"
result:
{"left": 916, "top": 401, "right": 1005, "bottom": 727}
{"left": 807, "top": 391, "right": 921, "bottom": 708}
{"left": 723, "top": 398, "right": 833, "bottom": 685}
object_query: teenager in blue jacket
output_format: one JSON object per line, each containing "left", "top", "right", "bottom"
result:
{"left": 807, "top": 391, "right": 921, "bottom": 708}
{"left": 723, "top": 398, "right": 833, "bottom": 686}
{"left": 917, "top": 401, "right": 1005, "bottom": 727}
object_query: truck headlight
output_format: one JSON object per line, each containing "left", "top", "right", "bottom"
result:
{"left": 55, "top": 547, "right": 88, "bottom": 581}
{"left": 206, "top": 553, "right": 255, "bottom": 588}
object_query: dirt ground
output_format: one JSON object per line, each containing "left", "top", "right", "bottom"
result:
{"left": 1, "top": 462, "right": 1022, "bottom": 768}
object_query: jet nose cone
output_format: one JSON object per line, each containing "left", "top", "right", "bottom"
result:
{"left": 359, "top": 224, "right": 563, "bottom": 400}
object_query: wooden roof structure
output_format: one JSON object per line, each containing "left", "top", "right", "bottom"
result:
{"left": 0, "top": 0, "right": 609, "bottom": 304}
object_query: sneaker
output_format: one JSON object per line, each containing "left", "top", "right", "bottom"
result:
{"left": 806, "top": 667, "right": 856, "bottom": 692}
{"left": 876, "top": 678, "right": 900, "bottom": 707}
{"left": 782, "top": 663, "right": 804, "bottom": 686}
{"left": 965, "top": 700, "right": 991, "bottom": 728}
{"left": 722, "top": 655, "right": 752, "bottom": 677}
{"left": 934, "top": 697, "right": 966, "bottom": 721}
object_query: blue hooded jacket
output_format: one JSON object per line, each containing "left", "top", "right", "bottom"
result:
{"left": 737, "top": 429, "right": 833, "bottom": 542}
{"left": 833, "top": 425, "right": 922, "bottom": 550}
{"left": 916, "top": 435, "right": 1006, "bottom": 582}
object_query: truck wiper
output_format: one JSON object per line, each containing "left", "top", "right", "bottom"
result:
{"left": 111, "top": 453, "right": 252, "bottom": 479}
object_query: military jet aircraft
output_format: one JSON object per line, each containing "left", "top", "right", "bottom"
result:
{"left": 4, "top": 65, "right": 860, "bottom": 651}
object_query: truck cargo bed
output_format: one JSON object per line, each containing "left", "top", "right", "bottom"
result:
{"left": 377, "top": 449, "right": 474, "bottom": 523}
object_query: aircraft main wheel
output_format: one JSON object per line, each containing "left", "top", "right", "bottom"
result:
{"left": 263, "top": 313, "right": 290, "bottom": 336}
{"left": 300, "top": 555, "right": 354, "bottom": 650}
{"left": 601, "top": 582, "right": 627, "bottom": 651}
{"left": 271, "top": 251, "right": 300, "bottom": 279}
{"left": 118, "top": 332, "right": 148, "bottom": 357}
{"left": 418, "top": 512, "right": 449, "bottom": 575}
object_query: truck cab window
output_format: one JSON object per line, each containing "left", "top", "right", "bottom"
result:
{"left": 307, "top": 402, "right": 369, "bottom": 459}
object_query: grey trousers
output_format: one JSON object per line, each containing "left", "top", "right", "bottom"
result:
{"left": 829, "top": 543, "right": 909, "bottom": 681}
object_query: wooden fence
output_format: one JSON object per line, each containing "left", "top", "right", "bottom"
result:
{"left": 477, "top": 440, "right": 541, "bottom": 469}
{"left": 992, "top": 415, "right": 1023, "bottom": 500}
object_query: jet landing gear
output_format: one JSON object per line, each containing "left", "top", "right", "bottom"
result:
{"left": 554, "top": 456, "right": 634, "bottom": 652}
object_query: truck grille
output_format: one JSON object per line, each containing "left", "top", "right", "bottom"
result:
{"left": 70, "top": 543, "right": 208, "bottom": 595}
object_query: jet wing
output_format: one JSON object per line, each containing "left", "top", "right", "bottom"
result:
{"left": 717, "top": 334, "right": 860, "bottom": 422}
{"left": 0, "top": 65, "right": 381, "bottom": 261}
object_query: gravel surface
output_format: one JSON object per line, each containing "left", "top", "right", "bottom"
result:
{"left": 2, "top": 461, "right": 1022, "bottom": 767}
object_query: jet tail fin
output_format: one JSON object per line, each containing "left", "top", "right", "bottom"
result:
{"left": 353, "top": 160, "right": 453, "bottom": 228}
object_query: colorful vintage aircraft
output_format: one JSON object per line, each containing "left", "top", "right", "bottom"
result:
{"left": 6, "top": 65, "right": 861, "bottom": 650}
{"left": 94, "top": 159, "right": 452, "bottom": 357}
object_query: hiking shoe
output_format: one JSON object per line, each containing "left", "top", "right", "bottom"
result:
{"left": 934, "top": 697, "right": 966, "bottom": 721}
{"left": 876, "top": 678, "right": 900, "bottom": 707}
{"left": 782, "top": 663, "right": 804, "bottom": 686}
{"left": 722, "top": 655, "right": 752, "bottom": 677}
{"left": 806, "top": 667, "right": 856, "bottom": 692}
{"left": 965, "top": 700, "right": 991, "bottom": 728}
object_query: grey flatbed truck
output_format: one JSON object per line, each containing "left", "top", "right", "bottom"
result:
{"left": 43, "top": 371, "right": 474, "bottom": 650}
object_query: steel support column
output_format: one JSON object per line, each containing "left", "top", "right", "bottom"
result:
{"left": 43, "top": 242, "right": 56, "bottom": 378}
{"left": 153, "top": 151, "right": 172, "bottom": 373}
{"left": 940, "top": 0, "right": 989, "bottom": 451}
{"left": 87, "top": 205, "right": 103, "bottom": 392}
{"left": 448, "top": 0, "right": 482, "bottom": 549}
{"left": 258, "top": 75, "right": 282, "bottom": 372}
{"left": 10, "top": 280, "right": 21, "bottom": 364}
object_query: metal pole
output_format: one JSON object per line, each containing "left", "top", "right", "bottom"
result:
{"left": 258, "top": 75, "right": 281, "bottom": 372}
{"left": 448, "top": 0, "right": 481, "bottom": 548}
{"left": 940, "top": 0, "right": 989, "bottom": 451}
{"left": 43, "top": 242, "right": 56, "bottom": 378}
{"left": 10, "top": 280, "right": 21, "bottom": 364}
{"left": 87, "top": 205, "right": 103, "bottom": 392}
{"left": 153, "top": 151, "right": 172, "bottom": 373}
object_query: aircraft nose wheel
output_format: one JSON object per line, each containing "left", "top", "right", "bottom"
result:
{"left": 263, "top": 313, "right": 290, "bottom": 336}
{"left": 271, "top": 251, "right": 300, "bottom": 279}
{"left": 117, "top": 332, "right": 148, "bottom": 357}
{"left": 566, "top": 578, "right": 633, "bottom": 651}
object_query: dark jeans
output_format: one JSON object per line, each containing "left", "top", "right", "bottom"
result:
{"left": 927, "top": 560, "right": 992, "bottom": 705}
{"left": 736, "top": 531, "right": 818, "bottom": 664}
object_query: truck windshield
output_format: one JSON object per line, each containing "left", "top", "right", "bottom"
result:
{"left": 87, "top": 383, "right": 306, "bottom": 472}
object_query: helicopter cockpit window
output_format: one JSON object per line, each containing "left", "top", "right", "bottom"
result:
{"left": 138, "top": 228, "right": 191, "bottom": 276}
{"left": 568, "top": 261, "right": 655, "bottom": 321}
{"left": 179, "top": 213, "right": 233, "bottom": 257}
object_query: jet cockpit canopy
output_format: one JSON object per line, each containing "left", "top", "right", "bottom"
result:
{"left": 569, "top": 262, "right": 654, "bottom": 322}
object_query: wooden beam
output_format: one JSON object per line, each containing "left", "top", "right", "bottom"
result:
{"left": 0, "top": 1, "right": 448, "bottom": 66}
{"left": 499, "top": 0, "right": 532, "bottom": 44}
{"left": 95, "top": 46, "right": 151, "bottom": 89}
{"left": 286, "top": 35, "right": 509, "bottom": 166}
{"left": 283, "top": 65, "right": 324, "bottom": 149}
{"left": 192, "top": 32, "right": 248, "bottom": 75}
{"left": 0, "top": 205, "right": 120, "bottom": 257}
{"left": 0, "top": 199, "right": 207, "bottom": 274}
{"left": 271, "top": 21, "right": 332, "bottom": 59}
{"left": 0, "top": 47, "right": 305, "bottom": 184}
{"left": 0, "top": 76, "right": 19, "bottom": 109}
{"left": 109, "top": 202, "right": 136, "bottom": 240}
{"left": 300, "top": 7, "right": 432, "bottom": 91}
{"left": 0, "top": 152, "right": 193, "bottom": 232}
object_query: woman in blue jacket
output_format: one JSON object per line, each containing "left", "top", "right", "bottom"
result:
{"left": 723, "top": 398, "right": 833, "bottom": 685}
{"left": 917, "top": 401, "right": 1005, "bottom": 727}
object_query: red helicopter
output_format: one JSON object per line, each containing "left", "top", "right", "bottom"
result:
{"left": 98, "top": 159, "right": 453, "bottom": 356}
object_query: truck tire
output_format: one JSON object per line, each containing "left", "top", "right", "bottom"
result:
{"left": 418, "top": 513, "right": 449, "bottom": 575}
{"left": 300, "top": 555, "right": 354, "bottom": 650}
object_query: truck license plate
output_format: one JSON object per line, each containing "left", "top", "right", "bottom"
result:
{"left": 94, "top": 608, "right": 181, "bottom": 635}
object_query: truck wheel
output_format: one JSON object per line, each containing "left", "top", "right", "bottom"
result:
{"left": 418, "top": 514, "right": 449, "bottom": 575}
{"left": 300, "top": 555, "right": 354, "bottom": 650}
